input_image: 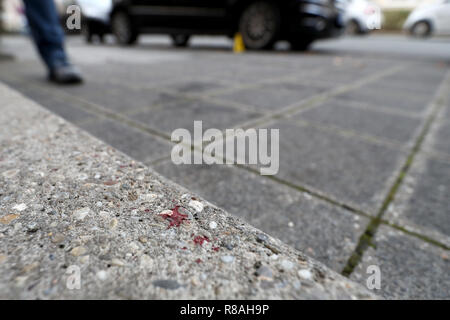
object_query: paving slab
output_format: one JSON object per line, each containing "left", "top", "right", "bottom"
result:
{"left": 128, "top": 99, "right": 262, "bottom": 135}
{"left": 386, "top": 152, "right": 450, "bottom": 248}
{"left": 261, "top": 120, "right": 408, "bottom": 214}
{"left": 214, "top": 82, "right": 329, "bottom": 111}
{"left": 0, "top": 81, "right": 98, "bottom": 125}
{"left": 378, "top": 66, "right": 446, "bottom": 95}
{"left": 336, "top": 83, "right": 432, "bottom": 115}
{"left": 152, "top": 161, "right": 369, "bottom": 271}
{"left": 78, "top": 116, "right": 173, "bottom": 163}
{"left": 0, "top": 82, "right": 377, "bottom": 299}
{"left": 426, "top": 119, "right": 450, "bottom": 156}
{"left": 294, "top": 99, "right": 423, "bottom": 144}
{"left": 351, "top": 225, "right": 450, "bottom": 299}
{"left": 57, "top": 82, "right": 184, "bottom": 114}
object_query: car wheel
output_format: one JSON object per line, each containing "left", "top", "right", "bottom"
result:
{"left": 238, "top": 1, "right": 280, "bottom": 50}
{"left": 82, "top": 21, "right": 93, "bottom": 43}
{"left": 111, "top": 11, "right": 138, "bottom": 45}
{"left": 346, "top": 20, "right": 361, "bottom": 35}
{"left": 171, "top": 34, "right": 190, "bottom": 47}
{"left": 289, "top": 38, "right": 313, "bottom": 51}
{"left": 410, "top": 21, "right": 432, "bottom": 38}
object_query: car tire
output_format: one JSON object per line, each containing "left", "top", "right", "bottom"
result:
{"left": 289, "top": 38, "right": 313, "bottom": 51}
{"left": 410, "top": 21, "right": 432, "bottom": 38}
{"left": 346, "top": 20, "right": 362, "bottom": 35}
{"left": 111, "top": 11, "right": 138, "bottom": 45}
{"left": 82, "top": 21, "right": 93, "bottom": 44}
{"left": 171, "top": 34, "right": 190, "bottom": 47}
{"left": 238, "top": 1, "right": 280, "bottom": 50}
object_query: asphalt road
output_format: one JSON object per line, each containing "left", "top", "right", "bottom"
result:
{"left": 0, "top": 34, "right": 449, "bottom": 299}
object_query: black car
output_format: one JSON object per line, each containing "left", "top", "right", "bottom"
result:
{"left": 111, "top": 0, "right": 344, "bottom": 50}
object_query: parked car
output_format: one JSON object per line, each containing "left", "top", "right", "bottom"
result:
{"left": 110, "top": 0, "right": 345, "bottom": 50}
{"left": 337, "top": 0, "right": 381, "bottom": 35}
{"left": 77, "top": 0, "right": 113, "bottom": 43}
{"left": 404, "top": 0, "right": 450, "bottom": 37}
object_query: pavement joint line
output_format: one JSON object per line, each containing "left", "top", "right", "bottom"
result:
{"left": 285, "top": 118, "right": 413, "bottom": 152}
{"left": 301, "top": 97, "right": 427, "bottom": 120}
{"left": 420, "top": 149, "right": 450, "bottom": 164}
{"left": 233, "top": 64, "right": 408, "bottom": 131}
{"left": 341, "top": 68, "right": 450, "bottom": 277}
{"left": 379, "top": 219, "right": 450, "bottom": 251}
{"left": 144, "top": 154, "right": 173, "bottom": 167}
{"left": 195, "top": 69, "right": 328, "bottom": 97}
{"left": 235, "top": 163, "right": 375, "bottom": 219}
{"left": 9, "top": 76, "right": 176, "bottom": 143}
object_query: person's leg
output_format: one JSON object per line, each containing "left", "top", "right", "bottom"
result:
{"left": 23, "top": 0, "right": 68, "bottom": 69}
{"left": 23, "top": 0, "right": 82, "bottom": 83}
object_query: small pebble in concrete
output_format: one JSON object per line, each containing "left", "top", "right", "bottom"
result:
{"left": 221, "top": 255, "right": 235, "bottom": 264}
{"left": 73, "top": 207, "right": 90, "bottom": 221}
{"left": 140, "top": 255, "right": 153, "bottom": 269}
{"left": 96, "top": 270, "right": 108, "bottom": 281}
{"left": 159, "top": 209, "right": 172, "bottom": 216}
{"left": 111, "top": 258, "right": 126, "bottom": 267}
{"left": 71, "top": 246, "right": 87, "bottom": 257}
{"left": 224, "top": 242, "right": 234, "bottom": 250}
{"left": 13, "top": 203, "right": 27, "bottom": 212}
{"left": 140, "top": 193, "right": 158, "bottom": 202}
{"left": 153, "top": 279, "right": 181, "bottom": 290}
{"left": 298, "top": 269, "right": 314, "bottom": 281}
{"left": 2, "top": 168, "right": 20, "bottom": 178}
{"left": 256, "top": 233, "right": 268, "bottom": 243}
{"left": 280, "top": 259, "right": 294, "bottom": 271}
{"left": 209, "top": 221, "right": 217, "bottom": 230}
{"left": 26, "top": 222, "right": 39, "bottom": 233}
{"left": 77, "top": 173, "right": 88, "bottom": 181}
{"left": 109, "top": 218, "right": 118, "bottom": 230}
{"left": 288, "top": 222, "right": 294, "bottom": 228}
{"left": 256, "top": 265, "right": 274, "bottom": 281}
{"left": 0, "top": 214, "right": 19, "bottom": 225}
{"left": 188, "top": 200, "right": 204, "bottom": 213}
{"left": 51, "top": 233, "right": 65, "bottom": 244}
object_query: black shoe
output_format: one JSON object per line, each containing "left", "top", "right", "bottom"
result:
{"left": 49, "top": 64, "right": 83, "bottom": 84}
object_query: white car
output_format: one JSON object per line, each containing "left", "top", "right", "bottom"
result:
{"left": 338, "top": 0, "right": 382, "bottom": 35}
{"left": 76, "top": 0, "right": 112, "bottom": 42}
{"left": 404, "top": 0, "right": 450, "bottom": 37}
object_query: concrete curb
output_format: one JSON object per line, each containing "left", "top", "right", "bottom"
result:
{"left": 0, "top": 82, "right": 378, "bottom": 299}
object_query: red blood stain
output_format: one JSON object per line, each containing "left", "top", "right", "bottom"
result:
{"left": 161, "top": 206, "right": 188, "bottom": 228}
{"left": 195, "top": 258, "right": 202, "bottom": 264}
{"left": 193, "top": 236, "right": 209, "bottom": 246}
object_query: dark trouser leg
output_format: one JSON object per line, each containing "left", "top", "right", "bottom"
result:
{"left": 23, "top": 0, "right": 68, "bottom": 71}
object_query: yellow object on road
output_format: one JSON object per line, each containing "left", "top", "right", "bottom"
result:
{"left": 233, "top": 33, "right": 245, "bottom": 53}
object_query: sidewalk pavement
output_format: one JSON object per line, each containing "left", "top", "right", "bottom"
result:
{"left": 0, "top": 82, "right": 377, "bottom": 299}
{"left": 0, "top": 35, "right": 449, "bottom": 299}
